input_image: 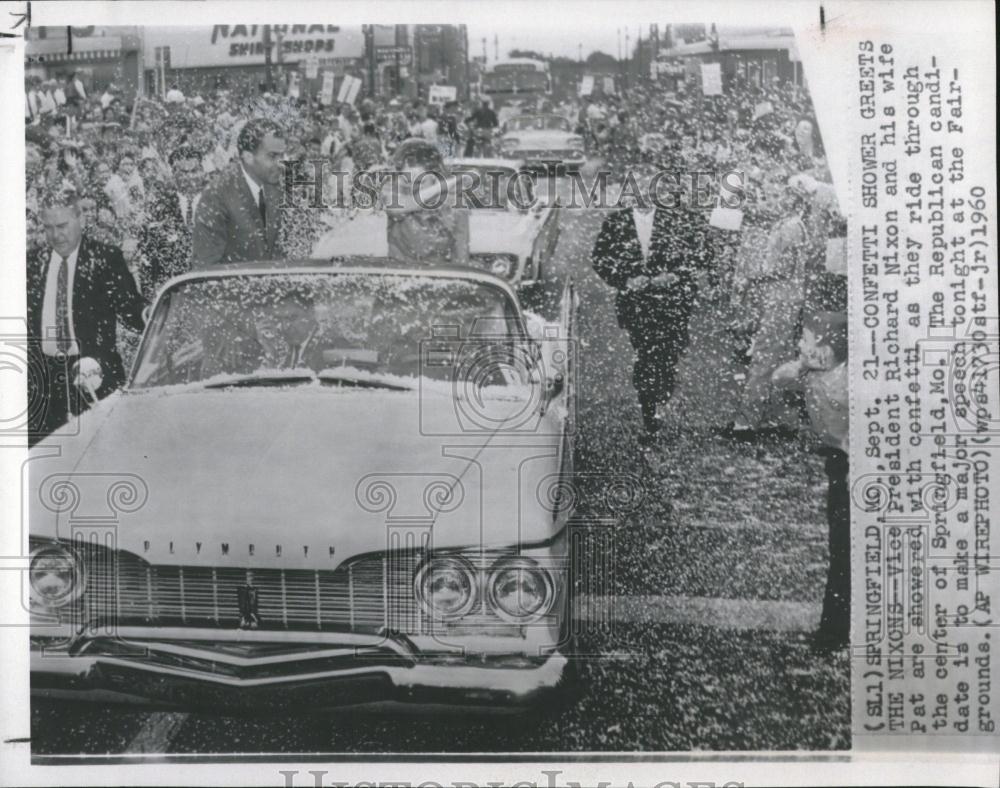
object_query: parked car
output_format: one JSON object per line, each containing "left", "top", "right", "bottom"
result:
{"left": 28, "top": 262, "right": 577, "bottom": 711}
{"left": 498, "top": 115, "right": 586, "bottom": 172}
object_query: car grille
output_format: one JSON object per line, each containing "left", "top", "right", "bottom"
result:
{"left": 517, "top": 149, "right": 581, "bottom": 159}
{"left": 71, "top": 545, "right": 426, "bottom": 635}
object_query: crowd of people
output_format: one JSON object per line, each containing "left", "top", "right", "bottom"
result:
{"left": 24, "top": 68, "right": 847, "bottom": 646}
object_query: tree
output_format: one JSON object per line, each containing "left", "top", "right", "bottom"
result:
{"left": 585, "top": 51, "right": 618, "bottom": 68}
{"left": 508, "top": 49, "right": 548, "bottom": 61}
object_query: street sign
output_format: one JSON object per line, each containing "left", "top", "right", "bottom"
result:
{"left": 337, "top": 73, "right": 362, "bottom": 104}
{"left": 375, "top": 45, "right": 412, "bottom": 65}
{"left": 428, "top": 84, "right": 457, "bottom": 105}
{"left": 320, "top": 70, "right": 336, "bottom": 105}
{"left": 700, "top": 62, "right": 722, "bottom": 95}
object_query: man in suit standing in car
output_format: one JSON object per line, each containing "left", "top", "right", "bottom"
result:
{"left": 191, "top": 117, "right": 287, "bottom": 266}
{"left": 592, "top": 169, "right": 718, "bottom": 446}
{"left": 27, "top": 187, "right": 146, "bottom": 444}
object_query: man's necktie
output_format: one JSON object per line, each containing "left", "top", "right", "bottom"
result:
{"left": 54, "top": 254, "right": 72, "bottom": 354}
{"left": 258, "top": 189, "right": 267, "bottom": 231}
{"left": 183, "top": 196, "right": 193, "bottom": 228}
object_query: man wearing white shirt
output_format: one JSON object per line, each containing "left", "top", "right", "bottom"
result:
{"left": 25, "top": 77, "right": 41, "bottom": 123}
{"left": 191, "top": 117, "right": 286, "bottom": 265}
{"left": 72, "top": 72, "right": 87, "bottom": 101}
{"left": 38, "top": 82, "right": 58, "bottom": 117}
{"left": 138, "top": 146, "right": 204, "bottom": 299}
{"left": 408, "top": 102, "right": 438, "bottom": 143}
{"left": 27, "top": 189, "right": 145, "bottom": 444}
{"left": 592, "top": 174, "right": 718, "bottom": 445}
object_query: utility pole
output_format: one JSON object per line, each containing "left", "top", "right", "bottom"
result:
{"left": 637, "top": 26, "right": 642, "bottom": 83}
{"left": 578, "top": 42, "right": 582, "bottom": 63}
{"left": 262, "top": 24, "right": 273, "bottom": 92}
{"left": 364, "top": 24, "right": 376, "bottom": 98}
{"left": 482, "top": 37, "right": 487, "bottom": 61}
{"left": 494, "top": 33, "right": 498, "bottom": 60}
{"left": 624, "top": 28, "right": 630, "bottom": 88}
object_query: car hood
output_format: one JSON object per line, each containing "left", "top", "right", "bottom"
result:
{"left": 29, "top": 386, "right": 565, "bottom": 569}
{"left": 503, "top": 129, "right": 575, "bottom": 148}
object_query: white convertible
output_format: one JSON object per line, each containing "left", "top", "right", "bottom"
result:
{"left": 28, "top": 262, "right": 578, "bottom": 711}
{"left": 312, "top": 159, "right": 560, "bottom": 288}
{"left": 498, "top": 114, "right": 587, "bottom": 172}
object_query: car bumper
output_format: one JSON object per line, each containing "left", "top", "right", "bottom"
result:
{"left": 30, "top": 631, "right": 568, "bottom": 712}
{"left": 506, "top": 151, "right": 586, "bottom": 168}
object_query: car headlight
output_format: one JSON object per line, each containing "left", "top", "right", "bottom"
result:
{"left": 500, "top": 138, "right": 520, "bottom": 152}
{"left": 567, "top": 136, "right": 585, "bottom": 150}
{"left": 29, "top": 543, "right": 84, "bottom": 609}
{"left": 487, "top": 557, "right": 554, "bottom": 622}
{"left": 474, "top": 254, "right": 517, "bottom": 279}
{"left": 415, "top": 556, "right": 477, "bottom": 620}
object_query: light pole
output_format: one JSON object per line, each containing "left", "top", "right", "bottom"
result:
{"left": 262, "top": 25, "right": 273, "bottom": 92}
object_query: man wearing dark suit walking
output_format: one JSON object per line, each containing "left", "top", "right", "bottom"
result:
{"left": 27, "top": 188, "right": 146, "bottom": 445}
{"left": 592, "top": 183, "right": 718, "bottom": 445}
{"left": 191, "top": 118, "right": 287, "bottom": 266}
{"left": 137, "top": 146, "right": 204, "bottom": 300}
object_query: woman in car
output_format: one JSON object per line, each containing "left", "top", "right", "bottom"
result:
{"left": 383, "top": 138, "right": 469, "bottom": 267}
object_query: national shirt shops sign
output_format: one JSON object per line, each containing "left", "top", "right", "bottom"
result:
{"left": 143, "top": 25, "right": 364, "bottom": 69}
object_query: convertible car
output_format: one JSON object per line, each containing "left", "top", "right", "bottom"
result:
{"left": 28, "top": 261, "right": 577, "bottom": 711}
{"left": 311, "top": 159, "right": 560, "bottom": 289}
{"left": 498, "top": 114, "right": 587, "bottom": 172}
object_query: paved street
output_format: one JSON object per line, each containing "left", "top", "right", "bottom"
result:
{"left": 28, "top": 166, "right": 850, "bottom": 757}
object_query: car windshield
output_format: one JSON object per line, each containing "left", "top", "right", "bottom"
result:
{"left": 506, "top": 115, "right": 571, "bottom": 132}
{"left": 131, "top": 271, "right": 528, "bottom": 390}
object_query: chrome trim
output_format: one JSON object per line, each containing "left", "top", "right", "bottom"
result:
{"left": 413, "top": 556, "right": 479, "bottom": 621}
{"left": 69, "top": 625, "right": 415, "bottom": 651}
{"left": 78, "top": 640, "right": 394, "bottom": 668}
{"left": 485, "top": 557, "right": 557, "bottom": 624}
{"left": 89, "top": 655, "right": 400, "bottom": 689}
{"left": 31, "top": 649, "right": 569, "bottom": 708}
{"left": 28, "top": 542, "right": 87, "bottom": 610}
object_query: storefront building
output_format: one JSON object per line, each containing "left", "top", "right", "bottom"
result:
{"left": 25, "top": 26, "right": 144, "bottom": 98}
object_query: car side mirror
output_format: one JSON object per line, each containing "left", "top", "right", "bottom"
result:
{"left": 142, "top": 304, "right": 152, "bottom": 323}
{"left": 72, "top": 357, "right": 103, "bottom": 405}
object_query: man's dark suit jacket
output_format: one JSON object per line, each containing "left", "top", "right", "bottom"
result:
{"left": 592, "top": 204, "right": 718, "bottom": 329}
{"left": 27, "top": 235, "right": 146, "bottom": 397}
{"left": 137, "top": 186, "right": 195, "bottom": 300}
{"left": 191, "top": 163, "right": 283, "bottom": 266}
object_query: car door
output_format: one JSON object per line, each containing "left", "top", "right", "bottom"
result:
{"left": 535, "top": 276, "right": 576, "bottom": 483}
{"left": 527, "top": 181, "right": 561, "bottom": 281}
